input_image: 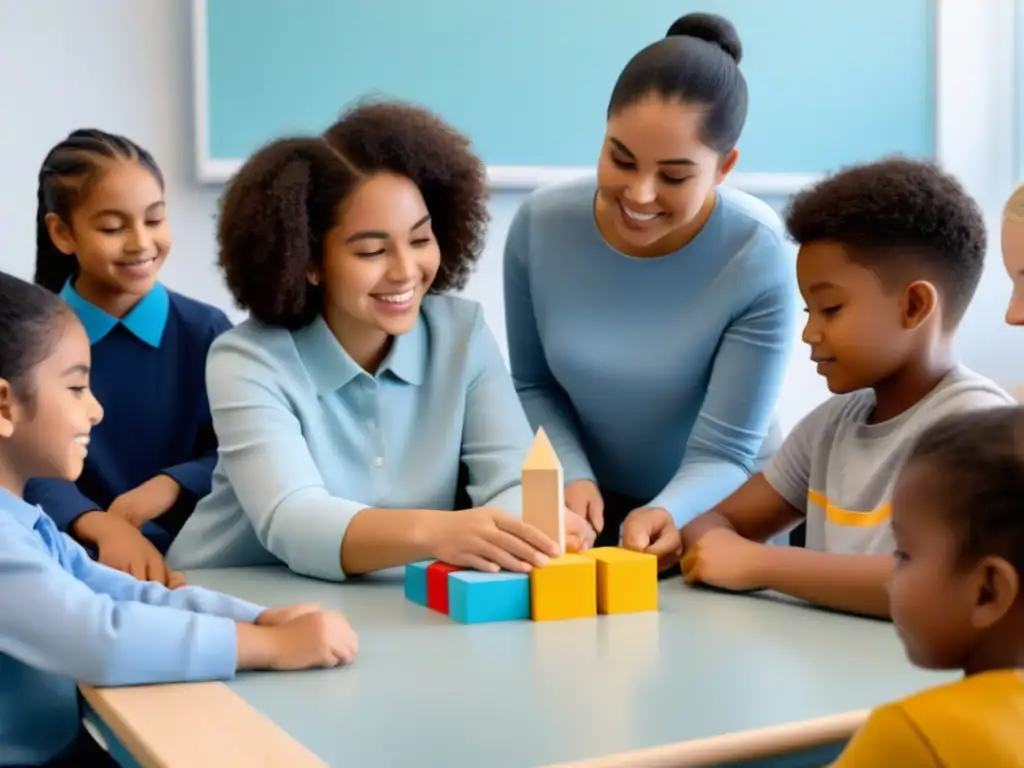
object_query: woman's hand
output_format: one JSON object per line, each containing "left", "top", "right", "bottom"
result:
{"left": 424, "top": 507, "right": 562, "bottom": 572}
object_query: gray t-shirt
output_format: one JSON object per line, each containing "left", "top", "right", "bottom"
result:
{"left": 763, "top": 365, "right": 1014, "bottom": 555}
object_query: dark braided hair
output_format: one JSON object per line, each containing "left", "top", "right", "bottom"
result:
{"left": 35, "top": 129, "right": 164, "bottom": 293}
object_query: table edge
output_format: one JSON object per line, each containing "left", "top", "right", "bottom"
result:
{"left": 540, "top": 708, "right": 868, "bottom": 767}
{"left": 79, "top": 681, "right": 326, "bottom": 767}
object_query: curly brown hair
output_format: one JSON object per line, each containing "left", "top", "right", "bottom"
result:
{"left": 784, "top": 157, "right": 986, "bottom": 329}
{"left": 217, "top": 99, "right": 490, "bottom": 329}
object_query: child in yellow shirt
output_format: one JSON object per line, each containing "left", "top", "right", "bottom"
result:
{"left": 831, "top": 406, "right": 1024, "bottom": 766}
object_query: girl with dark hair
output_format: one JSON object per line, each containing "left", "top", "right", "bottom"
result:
{"left": 168, "top": 100, "right": 592, "bottom": 579}
{"left": 0, "top": 270, "right": 356, "bottom": 768}
{"left": 25, "top": 129, "right": 231, "bottom": 585}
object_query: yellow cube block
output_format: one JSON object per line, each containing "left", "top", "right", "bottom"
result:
{"left": 530, "top": 554, "right": 597, "bottom": 621}
{"left": 583, "top": 547, "right": 658, "bottom": 615}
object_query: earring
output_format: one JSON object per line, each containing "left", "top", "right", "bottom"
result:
{"left": 307, "top": 273, "right": 320, "bottom": 286}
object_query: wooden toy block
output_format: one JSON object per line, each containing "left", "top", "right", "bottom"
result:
{"left": 583, "top": 547, "right": 658, "bottom": 615}
{"left": 403, "top": 561, "right": 431, "bottom": 606}
{"left": 530, "top": 554, "right": 597, "bottom": 621}
{"left": 522, "top": 427, "right": 565, "bottom": 552}
{"left": 448, "top": 571, "right": 531, "bottom": 624}
{"left": 426, "top": 562, "right": 463, "bottom": 614}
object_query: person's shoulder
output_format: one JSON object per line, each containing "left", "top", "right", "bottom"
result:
{"left": 166, "top": 289, "right": 232, "bottom": 334}
{"left": 420, "top": 294, "right": 487, "bottom": 345}
{"left": 714, "top": 187, "right": 793, "bottom": 289}
{"left": 787, "top": 390, "right": 874, "bottom": 443}
{"left": 208, "top": 317, "right": 299, "bottom": 370}
{"left": 892, "top": 672, "right": 1024, "bottom": 764}
{"left": 918, "top": 364, "right": 1016, "bottom": 414}
{"left": 717, "top": 186, "right": 788, "bottom": 247}
{"left": 900, "top": 670, "right": 1024, "bottom": 719}
{"left": 511, "top": 175, "right": 599, "bottom": 237}
{"left": 0, "top": 509, "right": 47, "bottom": 557}
{"left": 521, "top": 175, "right": 598, "bottom": 215}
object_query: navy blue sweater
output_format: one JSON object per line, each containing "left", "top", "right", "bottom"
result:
{"left": 24, "top": 282, "right": 231, "bottom": 552}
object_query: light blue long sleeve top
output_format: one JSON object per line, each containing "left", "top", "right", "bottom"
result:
{"left": 504, "top": 177, "right": 798, "bottom": 527}
{"left": 0, "top": 489, "right": 264, "bottom": 766}
{"left": 167, "top": 295, "right": 533, "bottom": 581}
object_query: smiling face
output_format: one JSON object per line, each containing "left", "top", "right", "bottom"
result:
{"left": 595, "top": 94, "right": 738, "bottom": 257}
{"left": 0, "top": 314, "right": 103, "bottom": 493}
{"left": 45, "top": 158, "right": 170, "bottom": 316}
{"left": 313, "top": 171, "right": 441, "bottom": 371}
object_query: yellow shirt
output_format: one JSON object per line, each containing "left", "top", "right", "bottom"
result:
{"left": 832, "top": 670, "right": 1024, "bottom": 767}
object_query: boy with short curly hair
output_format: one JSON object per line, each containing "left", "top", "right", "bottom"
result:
{"left": 633, "top": 157, "right": 1015, "bottom": 617}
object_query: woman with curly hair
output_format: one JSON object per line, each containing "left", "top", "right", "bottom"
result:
{"left": 168, "top": 100, "right": 591, "bottom": 580}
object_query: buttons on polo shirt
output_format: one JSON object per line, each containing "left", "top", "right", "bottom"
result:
{"left": 373, "top": 456, "right": 384, "bottom": 467}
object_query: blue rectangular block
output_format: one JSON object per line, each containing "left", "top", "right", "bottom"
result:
{"left": 404, "top": 560, "right": 432, "bottom": 606}
{"left": 448, "top": 571, "right": 530, "bottom": 624}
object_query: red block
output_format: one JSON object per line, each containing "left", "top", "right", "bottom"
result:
{"left": 426, "top": 562, "right": 463, "bottom": 614}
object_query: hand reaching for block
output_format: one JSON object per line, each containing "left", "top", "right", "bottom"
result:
{"left": 565, "top": 508, "right": 596, "bottom": 552}
{"left": 422, "top": 506, "right": 562, "bottom": 573}
{"left": 621, "top": 506, "right": 683, "bottom": 572}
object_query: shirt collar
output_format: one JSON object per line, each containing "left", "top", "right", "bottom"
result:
{"left": 0, "top": 488, "right": 43, "bottom": 530}
{"left": 294, "top": 314, "right": 427, "bottom": 396}
{"left": 60, "top": 280, "right": 170, "bottom": 347}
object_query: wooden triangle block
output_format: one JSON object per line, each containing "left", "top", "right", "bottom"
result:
{"left": 522, "top": 427, "right": 565, "bottom": 552}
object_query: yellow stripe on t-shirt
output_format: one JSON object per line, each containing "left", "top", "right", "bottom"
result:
{"left": 807, "top": 490, "right": 891, "bottom": 527}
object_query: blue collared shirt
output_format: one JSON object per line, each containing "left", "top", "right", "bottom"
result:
{"left": 24, "top": 281, "right": 232, "bottom": 551}
{"left": 167, "top": 295, "right": 532, "bottom": 581}
{"left": 0, "top": 489, "right": 264, "bottom": 766}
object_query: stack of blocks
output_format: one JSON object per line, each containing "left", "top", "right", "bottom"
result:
{"left": 404, "top": 547, "right": 658, "bottom": 623}
{"left": 404, "top": 429, "right": 658, "bottom": 623}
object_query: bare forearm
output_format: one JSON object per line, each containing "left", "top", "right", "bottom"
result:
{"left": 680, "top": 510, "right": 736, "bottom": 549}
{"left": 340, "top": 508, "right": 440, "bottom": 576}
{"left": 755, "top": 547, "right": 893, "bottom": 618}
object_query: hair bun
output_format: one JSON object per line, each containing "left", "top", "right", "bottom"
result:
{"left": 666, "top": 13, "right": 742, "bottom": 64}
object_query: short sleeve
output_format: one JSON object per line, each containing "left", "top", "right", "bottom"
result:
{"left": 831, "top": 705, "right": 940, "bottom": 767}
{"left": 761, "top": 399, "right": 838, "bottom": 513}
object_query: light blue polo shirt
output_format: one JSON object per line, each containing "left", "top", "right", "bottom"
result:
{"left": 168, "top": 295, "right": 532, "bottom": 580}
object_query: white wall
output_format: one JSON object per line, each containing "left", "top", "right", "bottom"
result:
{"left": 0, "top": 0, "right": 1017, "bottom": 433}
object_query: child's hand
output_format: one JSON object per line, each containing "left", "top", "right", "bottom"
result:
{"left": 264, "top": 611, "right": 358, "bottom": 670}
{"left": 167, "top": 571, "right": 189, "bottom": 589}
{"left": 108, "top": 475, "right": 180, "bottom": 528}
{"left": 80, "top": 512, "right": 175, "bottom": 585}
{"left": 621, "top": 507, "right": 682, "bottom": 571}
{"left": 681, "top": 528, "right": 766, "bottom": 592}
{"left": 564, "top": 480, "right": 604, "bottom": 535}
{"left": 256, "top": 603, "right": 322, "bottom": 626}
{"left": 565, "top": 509, "right": 596, "bottom": 552}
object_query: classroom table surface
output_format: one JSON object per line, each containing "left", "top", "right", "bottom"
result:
{"left": 87, "top": 565, "right": 955, "bottom": 767}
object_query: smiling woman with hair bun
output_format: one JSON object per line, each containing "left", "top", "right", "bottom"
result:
{"left": 503, "top": 12, "right": 798, "bottom": 568}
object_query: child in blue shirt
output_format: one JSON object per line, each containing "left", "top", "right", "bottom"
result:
{"left": 0, "top": 270, "right": 357, "bottom": 767}
{"left": 25, "top": 129, "right": 231, "bottom": 586}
